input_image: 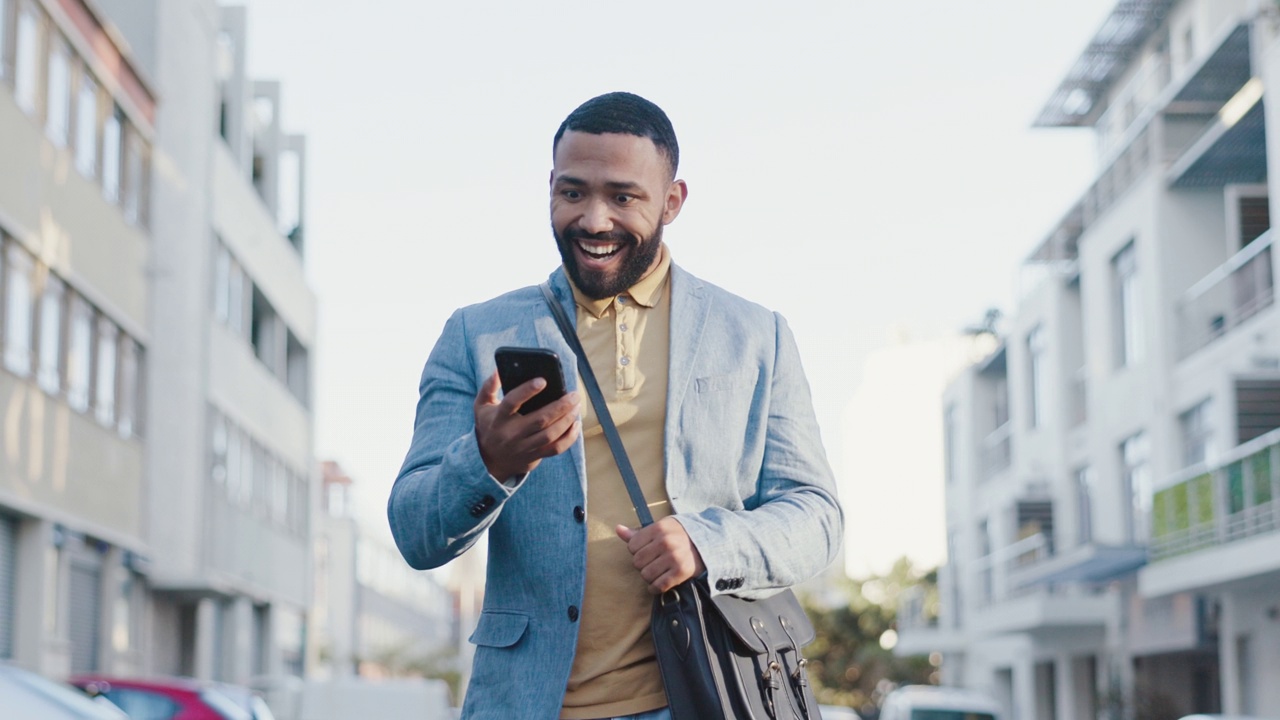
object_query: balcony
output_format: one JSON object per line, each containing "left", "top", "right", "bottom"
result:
{"left": 970, "top": 534, "right": 1111, "bottom": 635}
{"left": 895, "top": 574, "right": 965, "bottom": 655}
{"left": 1176, "top": 230, "right": 1274, "bottom": 359}
{"left": 1149, "top": 427, "right": 1280, "bottom": 562}
{"left": 982, "top": 422, "right": 1013, "bottom": 478}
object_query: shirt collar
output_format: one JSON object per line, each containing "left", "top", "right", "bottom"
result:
{"left": 567, "top": 243, "right": 671, "bottom": 318}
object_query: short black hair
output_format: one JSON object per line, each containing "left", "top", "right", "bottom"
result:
{"left": 553, "top": 92, "right": 679, "bottom": 177}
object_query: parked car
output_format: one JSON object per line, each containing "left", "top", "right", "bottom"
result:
{"left": 820, "top": 704, "right": 863, "bottom": 720}
{"left": 0, "top": 663, "right": 128, "bottom": 720}
{"left": 879, "top": 685, "right": 1001, "bottom": 720}
{"left": 71, "top": 675, "right": 273, "bottom": 720}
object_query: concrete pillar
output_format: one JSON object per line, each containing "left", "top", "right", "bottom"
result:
{"left": 13, "top": 519, "right": 54, "bottom": 673}
{"left": 223, "top": 595, "right": 254, "bottom": 686}
{"left": 194, "top": 597, "right": 220, "bottom": 681}
{"left": 262, "top": 602, "right": 285, "bottom": 680}
{"left": 1056, "top": 655, "right": 1079, "bottom": 720}
{"left": 98, "top": 547, "right": 126, "bottom": 674}
{"left": 1014, "top": 655, "right": 1037, "bottom": 720}
{"left": 1220, "top": 593, "right": 1241, "bottom": 716}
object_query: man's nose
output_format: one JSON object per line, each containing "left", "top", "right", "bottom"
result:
{"left": 579, "top": 199, "right": 613, "bottom": 234}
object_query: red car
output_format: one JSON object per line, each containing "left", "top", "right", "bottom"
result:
{"left": 70, "top": 676, "right": 274, "bottom": 720}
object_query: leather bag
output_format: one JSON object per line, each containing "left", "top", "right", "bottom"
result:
{"left": 540, "top": 282, "right": 823, "bottom": 720}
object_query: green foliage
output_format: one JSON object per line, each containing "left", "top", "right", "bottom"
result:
{"left": 1193, "top": 474, "right": 1214, "bottom": 524}
{"left": 800, "top": 557, "right": 939, "bottom": 716}
{"left": 1250, "top": 450, "right": 1272, "bottom": 504}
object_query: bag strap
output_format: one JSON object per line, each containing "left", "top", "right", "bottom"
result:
{"left": 539, "top": 281, "right": 655, "bottom": 527}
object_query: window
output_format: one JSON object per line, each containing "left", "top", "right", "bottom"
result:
{"left": 251, "top": 287, "right": 279, "bottom": 372}
{"left": 1076, "top": 466, "right": 1096, "bottom": 545}
{"left": 36, "top": 273, "right": 63, "bottom": 394}
{"left": 3, "top": 242, "right": 34, "bottom": 376}
{"left": 44, "top": 32, "right": 70, "bottom": 146}
{"left": 121, "top": 128, "right": 148, "bottom": 226}
{"left": 1122, "top": 432, "right": 1152, "bottom": 543}
{"left": 117, "top": 340, "right": 139, "bottom": 438}
{"left": 66, "top": 293, "right": 92, "bottom": 412}
{"left": 1180, "top": 398, "right": 1215, "bottom": 468}
{"left": 213, "top": 244, "right": 231, "bottom": 323}
{"left": 100, "top": 688, "right": 180, "bottom": 720}
{"left": 209, "top": 410, "right": 227, "bottom": 485}
{"left": 271, "top": 458, "right": 288, "bottom": 524}
{"left": 94, "top": 317, "right": 117, "bottom": 426}
{"left": 101, "top": 106, "right": 122, "bottom": 204}
{"left": 0, "top": 0, "right": 10, "bottom": 80}
{"left": 228, "top": 257, "right": 245, "bottom": 338}
{"left": 13, "top": 0, "right": 38, "bottom": 116}
{"left": 238, "top": 430, "right": 253, "bottom": 505}
{"left": 1027, "top": 325, "right": 1048, "bottom": 428}
{"left": 1113, "top": 241, "right": 1144, "bottom": 367}
{"left": 286, "top": 331, "right": 308, "bottom": 406}
{"left": 225, "top": 422, "right": 242, "bottom": 501}
{"left": 74, "top": 70, "right": 98, "bottom": 179}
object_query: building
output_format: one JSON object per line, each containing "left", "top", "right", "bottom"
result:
{"left": 898, "top": 1, "right": 1280, "bottom": 718}
{"left": 95, "top": 0, "right": 315, "bottom": 685}
{"left": 0, "top": 0, "right": 154, "bottom": 678}
{"left": 313, "top": 461, "right": 455, "bottom": 681}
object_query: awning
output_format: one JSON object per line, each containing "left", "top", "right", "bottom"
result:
{"left": 1011, "top": 543, "right": 1148, "bottom": 587}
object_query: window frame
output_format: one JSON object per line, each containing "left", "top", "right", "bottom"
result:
{"left": 1113, "top": 241, "right": 1144, "bottom": 368}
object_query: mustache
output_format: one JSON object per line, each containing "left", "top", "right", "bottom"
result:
{"left": 561, "top": 227, "right": 637, "bottom": 245}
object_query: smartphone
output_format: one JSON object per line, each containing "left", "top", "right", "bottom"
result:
{"left": 494, "top": 347, "right": 567, "bottom": 415}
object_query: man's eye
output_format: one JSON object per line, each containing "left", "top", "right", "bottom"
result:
{"left": 562, "top": 190, "right": 582, "bottom": 200}
{"left": 615, "top": 194, "right": 633, "bottom": 204}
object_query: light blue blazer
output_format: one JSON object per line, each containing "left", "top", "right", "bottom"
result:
{"left": 388, "top": 265, "right": 842, "bottom": 719}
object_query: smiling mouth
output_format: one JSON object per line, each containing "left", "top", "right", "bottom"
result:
{"left": 577, "top": 240, "right": 624, "bottom": 260}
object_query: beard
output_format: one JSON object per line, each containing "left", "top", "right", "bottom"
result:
{"left": 554, "top": 223, "right": 664, "bottom": 300}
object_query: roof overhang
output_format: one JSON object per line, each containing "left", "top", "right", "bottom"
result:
{"left": 1011, "top": 543, "right": 1148, "bottom": 587}
{"left": 1167, "top": 85, "right": 1266, "bottom": 188}
{"left": 1035, "top": 0, "right": 1177, "bottom": 128}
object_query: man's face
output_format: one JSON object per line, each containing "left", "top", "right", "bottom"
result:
{"left": 551, "top": 131, "right": 686, "bottom": 299}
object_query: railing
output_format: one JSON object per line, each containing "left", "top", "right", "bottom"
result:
{"left": 1094, "top": 54, "right": 1171, "bottom": 163}
{"left": 1177, "top": 230, "right": 1274, "bottom": 358}
{"left": 982, "top": 422, "right": 1013, "bottom": 478}
{"left": 973, "top": 533, "right": 1052, "bottom": 604}
{"left": 1150, "top": 426, "right": 1280, "bottom": 561}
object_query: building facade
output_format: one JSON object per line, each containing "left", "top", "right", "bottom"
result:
{"left": 898, "top": 1, "right": 1280, "bottom": 719}
{"left": 0, "top": 0, "right": 154, "bottom": 679}
{"left": 96, "top": 0, "right": 315, "bottom": 685}
{"left": 313, "top": 462, "right": 455, "bottom": 681}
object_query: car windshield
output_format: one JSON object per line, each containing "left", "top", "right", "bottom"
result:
{"left": 912, "top": 711, "right": 996, "bottom": 720}
{"left": 199, "top": 689, "right": 253, "bottom": 720}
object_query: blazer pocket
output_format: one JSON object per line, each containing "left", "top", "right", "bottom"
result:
{"left": 468, "top": 610, "right": 530, "bottom": 648}
{"left": 695, "top": 372, "right": 759, "bottom": 393}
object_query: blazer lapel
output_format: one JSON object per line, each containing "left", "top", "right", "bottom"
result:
{"left": 535, "top": 268, "right": 588, "bottom": 495}
{"left": 665, "top": 264, "right": 710, "bottom": 474}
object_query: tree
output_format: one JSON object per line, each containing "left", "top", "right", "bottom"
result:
{"left": 800, "top": 557, "right": 939, "bottom": 717}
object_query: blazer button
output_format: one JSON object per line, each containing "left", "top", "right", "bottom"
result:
{"left": 568, "top": 605, "right": 579, "bottom": 622}
{"left": 573, "top": 506, "right": 585, "bottom": 523}
{"left": 715, "top": 579, "right": 728, "bottom": 591}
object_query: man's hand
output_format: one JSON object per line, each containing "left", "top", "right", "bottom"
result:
{"left": 475, "top": 371, "right": 580, "bottom": 481}
{"left": 616, "top": 519, "right": 706, "bottom": 594}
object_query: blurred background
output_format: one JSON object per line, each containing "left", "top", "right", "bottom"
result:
{"left": 1, "top": 0, "right": 1279, "bottom": 718}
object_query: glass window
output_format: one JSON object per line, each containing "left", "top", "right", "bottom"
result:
{"left": 66, "top": 294, "right": 93, "bottom": 412}
{"left": 239, "top": 430, "right": 254, "bottom": 506}
{"left": 37, "top": 273, "right": 64, "bottom": 394}
{"left": 1122, "top": 432, "right": 1152, "bottom": 543}
{"left": 0, "top": 0, "right": 11, "bottom": 81}
{"left": 100, "top": 688, "right": 181, "bottom": 720}
{"left": 226, "top": 421, "right": 242, "bottom": 502}
{"left": 117, "top": 339, "right": 139, "bottom": 438}
{"left": 101, "top": 106, "right": 122, "bottom": 204}
{"left": 3, "top": 242, "right": 35, "bottom": 376}
{"left": 122, "top": 126, "right": 144, "bottom": 225}
{"left": 1114, "top": 241, "right": 1144, "bottom": 367}
{"left": 228, "top": 259, "right": 245, "bottom": 338}
{"left": 74, "top": 70, "right": 98, "bottom": 179}
{"left": 1027, "top": 324, "right": 1048, "bottom": 428}
{"left": 271, "top": 458, "right": 287, "bottom": 525}
{"left": 214, "top": 243, "right": 231, "bottom": 323}
{"left": 210, "top": 411, "right": 228, "bottom": 485}
{"left": 13, "top": 0, "right": 38, "bottom": 116}
{"left": 1180, "top": 398, "right": 1215, "bottom": 468}
{"left": 94, "top": 317, "right": 117, "bottom": 426}
{"left": 44, "top": 32, "right": 70, "bottom": 146}
{"left": 1076, "top": 466, "right": 1096, "bottom": 545}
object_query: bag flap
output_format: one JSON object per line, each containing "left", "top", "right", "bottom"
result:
{"left": 703, "top": 584, "right": 816, "bottom": 653}
{"left": 468, "top": 610, "right": 529, "bottom": 648}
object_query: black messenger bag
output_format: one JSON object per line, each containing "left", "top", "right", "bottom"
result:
{"left": 540, "top": 283, "right": 823, "bottom": 720}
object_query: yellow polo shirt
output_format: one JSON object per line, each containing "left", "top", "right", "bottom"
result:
{"left": 560, "top": 246, "right": 674, "bottom": 719}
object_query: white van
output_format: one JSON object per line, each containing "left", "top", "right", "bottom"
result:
{"left": 879, "top": 685, "right": 1002, "bottom": 720}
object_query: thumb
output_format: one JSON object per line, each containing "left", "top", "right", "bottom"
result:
{"left": 477, "top": 371, "right": 502, "bottom": 407}
{"left": 615, "top": 524, "right": 636, "bottom": 542}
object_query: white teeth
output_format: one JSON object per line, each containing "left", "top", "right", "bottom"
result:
{"left": 579, "top": 241, "right": 620, "bottom": 257}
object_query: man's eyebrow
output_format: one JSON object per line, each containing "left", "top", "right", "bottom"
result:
{"left": 552, "top": 176, "right": 645, "bottom": 193}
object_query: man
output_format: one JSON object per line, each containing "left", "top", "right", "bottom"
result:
{"left": 388, "top": 92, "right": 842, "bottom": 720}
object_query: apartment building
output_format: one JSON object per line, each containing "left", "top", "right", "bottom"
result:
{"left": 96, "top": 0, "right": 315, "bottom": 685}
{"left": 898, "top": 1, "right": 1280, "bottom": 719}
{"left": 313, "top": 462, "right": 455, "bottom": 681}
{"left": 0, "top": 0, "right": 154, "bottom": 678}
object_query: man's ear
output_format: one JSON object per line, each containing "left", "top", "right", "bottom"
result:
{"left": 663, "top": 179, "right": 689, "bottom": 224}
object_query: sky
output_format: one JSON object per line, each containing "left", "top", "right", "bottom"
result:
{"left": 238, "top": 0, "right": 1118, "bottom": 578}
